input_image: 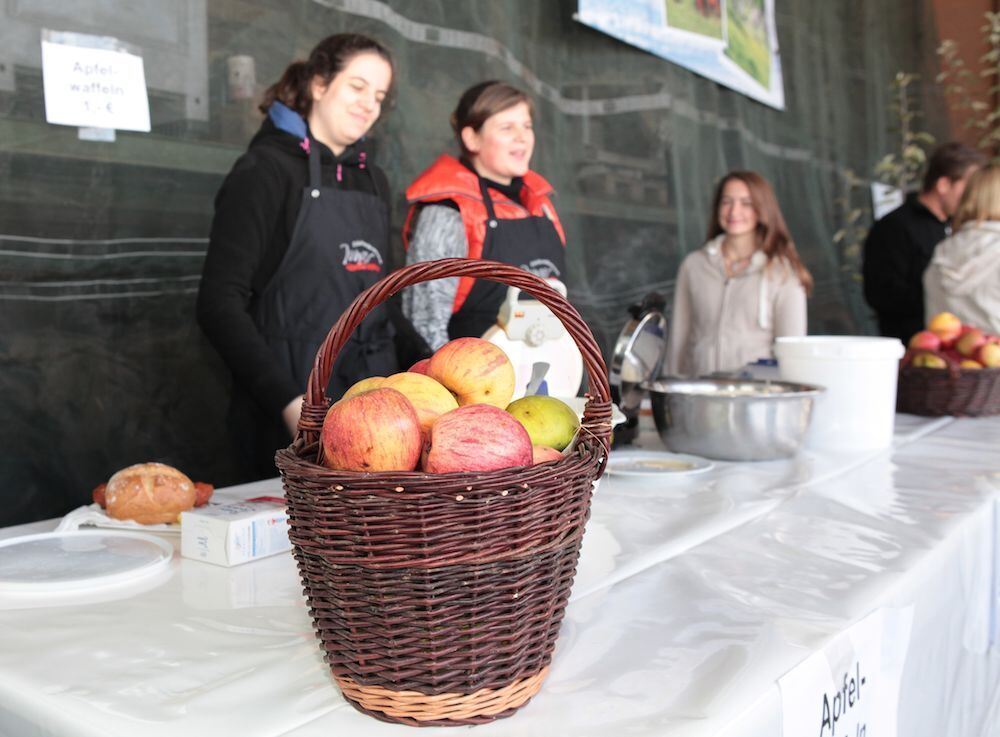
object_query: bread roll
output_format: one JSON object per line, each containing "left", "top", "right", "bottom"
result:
{"left": 105, "top": 462, "right": 196, "bottom": 524}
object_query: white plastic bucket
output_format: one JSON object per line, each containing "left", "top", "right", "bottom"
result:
{"left": 773, "top": 336, "right": 905, "bottom": 452}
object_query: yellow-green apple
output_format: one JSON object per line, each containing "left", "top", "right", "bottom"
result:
{"left": 927, "top": 311, "right": 962, "bottom": 346}
{"left": 380, "top": 372, "right": 459, "bottom": 434}
{"left": 409, "top": 358, "right": 431, "bottom": 375}
{"left": 532, "top": 445, "right": 563, "bottom": 464}
{"left": 427, "top": 337, "right": 516, "bottom": 408}
{"left": 911, "top": 351, "right": 948, "bottom": 369}
{"left": 956, "top": 328, "right": 987, "bottom": 358}
{"left": 506, "top": 396, "right": 580, "bottom": 451}
{"left": 976, "top": 342, "right": 1000, "bottom": 368}
{"left": 321, "top": 388, "right": 422, "bottom": 472}
{"left": 424, "top": 404, "right": 532, "bottom": 473}
{"left": 960, "top": 359, "right": 983, "bottom": 370}
{"left": 908, "top": 330, "right": 941, "bottom": 352}
{"left": 342, "top": 376, "right": 385, "bottom": 401}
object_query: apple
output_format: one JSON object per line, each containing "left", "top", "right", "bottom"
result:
{"left": 908, "top": 330, "right": 941, "bottom": 352}
{"left": 427, "top": 337, "right": 516, "bottom": 409}
{"left": 927, "top": 311, "right": 962, "bottom": 346}
{"left": 424, "top": 404, "right": 532, "bottom": 473}
{"left": 911, "top": 351, "right": 948, "bottom": 369}
{"left": 321, "top": 388, "right": 422, "bottom": 472}
{"left": 506, "top": 396, "right": 580, "bottom": 451}
{"left": 380, "top": 372, "right": 459, "bottom": 434}
{"left": 409, "top": 358, "right": 432, "bottom": 375}
{"left": 532, "top": 445, "right": 564, "bottom": 464}
{"left": 960, "top": 359, "right": 983, "bottom": 370}
{"left": 342, "top": 376, "right": 385, "bottom": 401}
{"left": 955, "top": 328, "right": 987, "bottom": 358}
{"left": 976, "top": 342, "right": 1000, "bottom": 368}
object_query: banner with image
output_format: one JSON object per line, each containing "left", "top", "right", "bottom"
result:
{"left": 576, "top": 0, "right": 784, "bottom": 110}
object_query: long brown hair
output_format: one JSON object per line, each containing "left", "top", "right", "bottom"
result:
{"left": 706, "top": 171, "right": 814, "bottom": 295}
{"left": 451, "top": 81, "right": 534, "bottom": 157}
{"left": 259, "top": 33, "right": 394, "bottom": 117}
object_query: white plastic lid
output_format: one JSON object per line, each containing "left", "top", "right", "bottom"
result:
{"left": 774, "top": 336, "right": 905, "bottom": 361}
{"left": 0, "top": 530, "right": 173, "bottom": 594}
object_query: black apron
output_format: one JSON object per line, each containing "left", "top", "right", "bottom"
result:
{"left": 230, "top": 141, "right": 397, "bottom": 480}
{"left": 447, "top": 179, "right": 567, "bottom": 339}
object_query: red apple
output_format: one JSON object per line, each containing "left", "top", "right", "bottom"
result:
{"left": 955, "top": 328, "right": 987, "bottom": 358}
{"left": 427, "top": 337, "right": 516, "bottom": 408}
{"left": 380, "top": 372, "right": 459, "bottom": 434}
{"left": 927, "top": 311, "right": 963, "bottom": 347}
{"left": 908, "top": 330, "right": 941, "bottom": 352}
{"left": 409, "top": 358, "right": 431, "bottom": 375}
{"left": 911, "top": 351, "right": 948, "bottom": 369}
{"left": 532, "top": 445, "right": 563, "bottom": 464}
{"left": 424, "top": 404, "right": 532, "bottom": 473}
{"left": 321, "top": 388, "right": 422, "bottom": 472}
{"left": 976, "top": 342, "right": 1000, "bottom": 368}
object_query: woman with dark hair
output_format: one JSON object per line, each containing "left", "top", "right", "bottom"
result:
{"left": 197, "top": 33, "right": 397, "bottom": 480}
{"left": 665, "top": 171, "right": 812, "bottom": 377}
{"left": 401, "top": 80, "right": 566, "bottom": 348}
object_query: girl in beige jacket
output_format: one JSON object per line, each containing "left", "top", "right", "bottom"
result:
{"left": 666, "top": 172, "right": 813, "bottom": 377}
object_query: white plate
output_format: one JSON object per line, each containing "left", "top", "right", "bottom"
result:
{"left": 0, "top": 530, "right": 174, "bottom": 594}
{"left": 605, "top": 450, "right": 714, "bottom": 478}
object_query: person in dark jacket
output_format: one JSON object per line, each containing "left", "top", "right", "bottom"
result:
{"left": 862, "top": 142, "right": 986, "bottom": 344}
{"left": 197, "top": 34, "right": 397, "bottom": 481}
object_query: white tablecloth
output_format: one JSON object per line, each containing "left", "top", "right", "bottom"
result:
{"left": 1, "top": 414, "right": 998, "bottom": 737}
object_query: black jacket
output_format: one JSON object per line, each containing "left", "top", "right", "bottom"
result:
{"left": 196, "top": 118, "right": 390, "bottom": 418}
{"left": 862, "top": 193, "right": 948, "bottom": 344}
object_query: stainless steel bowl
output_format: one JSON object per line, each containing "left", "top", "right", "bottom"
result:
{"left": 641, "top": 378, "right": 824, "bottom": 461}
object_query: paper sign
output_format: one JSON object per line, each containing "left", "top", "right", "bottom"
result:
{"left": 779, "top": 608, "right": 912, "bottom": 737}
{"left": 870, "top": 183, "right": 905, "bottom": 222}
{"left": 41, "top": 38, "right": 150, "bottom": 132}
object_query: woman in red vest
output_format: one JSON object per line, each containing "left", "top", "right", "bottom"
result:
{"left": 402, "top": 81, "right": 566, "bottom": 348}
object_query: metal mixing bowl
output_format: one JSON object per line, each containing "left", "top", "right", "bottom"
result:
{"left": 641, "top": 378, "right": 824, "bottom": 461}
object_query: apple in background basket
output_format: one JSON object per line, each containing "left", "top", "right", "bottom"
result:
{"left": 424, "top": 404, "right": 532, "bottom": 473}
{"left": 976, "top": 342, "right": 1000, "bottom": 368}
{"left": 911, "top": 351, "right": 948, "bottom": 369}
{"left": 321, "top": 387, "right": 422, "bottom": 472}
{"left": 927, "top": 311, "right": 963, "bottom": 346}
{"left": 908, "top": 330, "right": 941, "bottom": 352}
{"left": 380, "top": 372, "right": 459, "bottom": 434}
{"left": 409, "top": 358, "right": 431, "bottom": 375}
{"left": 427, "top": 337, "right": 516, "bottom": 409}
{"left": 955, "top": 328, "right": 987, "bottom": 358}
{"left": 532, "top": 445, "right": 563, "bottom": 465}
{"left": 960, "top": 359, "right": 983, "bottom": 370}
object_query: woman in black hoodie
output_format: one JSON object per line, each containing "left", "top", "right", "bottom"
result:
{"left": 197, "top": 34, "right": 397, "bottom": 480}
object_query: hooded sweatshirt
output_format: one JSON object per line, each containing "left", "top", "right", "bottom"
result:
{"left": 923, "top": 221, "right": 1000, "bottom": 334}
{"left": 665, "top": 235, "right": 808, "bottom": 377}
{"left": 197, "top": 112, "right": 390, "bottom": 418}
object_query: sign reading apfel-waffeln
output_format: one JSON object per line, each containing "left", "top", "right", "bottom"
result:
{"left": 41, "top": 37, "right": 150, "bottom": 132}
{"left": 778, "top": 608, "right": 912, "bottom": 737}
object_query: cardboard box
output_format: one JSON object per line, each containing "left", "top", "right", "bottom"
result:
{"left": 181, "top": 497, "right": 290, "bottom": 567}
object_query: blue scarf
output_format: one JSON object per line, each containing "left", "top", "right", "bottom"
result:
{"left": 268, "top": 101, "right": 308, "bottom": 142}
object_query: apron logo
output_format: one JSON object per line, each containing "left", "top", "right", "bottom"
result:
{"left": 520, "top": 258, "right": 561, "bottom": 278}
{"left": 340, "top": 240, "right": 383, "bottom": 272}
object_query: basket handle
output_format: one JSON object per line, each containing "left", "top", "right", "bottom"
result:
{"left": 295, "top": 257, "right": 612, "bottom": 459}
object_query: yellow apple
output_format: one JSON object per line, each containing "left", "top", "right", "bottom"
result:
{"left": 927, "top": 311, "right": 962, "bottom": 346}
{"left": 506, "top": 395, "right": 580, "bottom": 451}
{"left": 427, "top": 337, "right": 516, "bottom": 409}
{"left": 381, "top": 372, "right": 459, "bottom": 434}
{"left": 341, "top": 376, "right": 385, "bottom": 401}
{"left": 911, "top": 351, "right": 947, "bottom": 369}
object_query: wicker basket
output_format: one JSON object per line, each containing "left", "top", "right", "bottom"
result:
{"left": 275, "top": 258, "right": 611, "bottom": 727}
{"left": 896, "top": 363, "right": 1000, "bottom": 417}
